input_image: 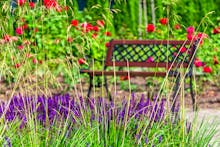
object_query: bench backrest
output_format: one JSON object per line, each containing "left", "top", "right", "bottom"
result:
{"left": 105, "top": 40, "right": 199, "bottom": 68}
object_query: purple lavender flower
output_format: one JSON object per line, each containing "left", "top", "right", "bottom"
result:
{"left": 4, "top": 137, "right": 12, "bottom": 147}
{"left": 158, "top": 135, "right": 162, "bottom": 143}
{"left": 145, "top": 137, "right": 148, "bottom": 144}
{"left": 0, "top": 93, "right": 167, "bottom": 132}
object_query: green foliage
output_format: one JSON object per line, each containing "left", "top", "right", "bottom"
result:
{"left": 0, "top": 111, "right": 219, "bottom": 146}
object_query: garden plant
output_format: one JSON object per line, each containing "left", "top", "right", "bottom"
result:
{"left": 0, "top": 0, "right": 220, "bottom": 146}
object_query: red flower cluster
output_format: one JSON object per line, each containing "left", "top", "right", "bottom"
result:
{"left": 81, "top": 22, "right": 93, "bottom": 33}
{"left": 159, "top": 18, "right": 168, "bottom": 25}
{"left": 70, "top": 19, "right": 110, "bottom": 39}
{"left": 194, "top": 58, "right": 213, "bottom": 73}
{"left": 0, "top": 35, "right": 18, "bottom": 44}
{"left": 186, "top": 26, "right": 195, "bottom": 41}
{"left": 146, "top": 24, "right": 155, "bottom": 33}
{"left": 185, "top": 27, "right": 208, "bottom": 44}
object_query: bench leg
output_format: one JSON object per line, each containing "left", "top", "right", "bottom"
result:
{"left": 104, "top": 76, "right": 112, "bottom": 101}
{"left": 172, "top": 75, "right": 180, "bottom": 113}
{"left": 87, "top": 75, "right": 93, "bottom": 98}
{"left": 190, "top": 75, "right": 197, "bottom": 111}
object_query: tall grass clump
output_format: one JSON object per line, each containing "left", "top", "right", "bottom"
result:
{"left": 0, "top": 93, "right": 219, "bottom": 146}
{"left": 0, "top": 0, "right": 219, "bottom": 147}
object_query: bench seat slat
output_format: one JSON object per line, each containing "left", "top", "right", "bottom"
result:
{"left": 105, "top": 62, "right": 189, "bottom": 68}
{"left": 80, "top": 70, "right": 178, "bottom": 77}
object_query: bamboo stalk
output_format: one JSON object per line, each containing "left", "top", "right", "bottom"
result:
{"left": 143, "top": 0, "right": 148, "bottom": 37}
{"left": 150, "top": 0, "right": 156, "bottom": 25}
{"left": 138, "top": 0, "right": 142, "bottom": 39}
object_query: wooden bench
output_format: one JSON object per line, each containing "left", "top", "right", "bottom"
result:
{"left": 81, "top": 39, "right": 200, "bottom": 110}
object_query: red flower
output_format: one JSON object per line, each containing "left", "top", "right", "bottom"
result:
{"left": 93, "top": 26, "right": 99, "bottom": 32}
{"left": 16, "top": 27, "right": 23, "bottom": 35}
{"left": 146, "top": 57, "right": 154, "bottom": 62}
{"left": 214, "top": 56, "right": 219, "bottom": 65}
{"left": 14, "top": 63, "right": 21, "bottom": 68}
{"left": 29, "top": 2, "right": 35, "bottom": 8}
{"left": 32, "top": 58, "right": 37, "bottom": 64}
{"left": 105, "top": 31, "right": 111, "bottom": 36}
{"left": 81, "top": 22, "right": 93, "bottom": 32}
{"left": 146, "top": 24, "right": 155, "bottom": 33}
{"left": 78, "top": 58, "right": 86, "bottom": 65}
{"left": 194, "top": 58, "right": 203, "bottom": 67}
{"left": 159, "top": 18, "right": 168, "bottom": 25}
{"left": 203, "top": 66, "right": 212, "bottom": 73}
{"left": 3, "top": 35, "right": 18, "bottom": 42}
{"left": 105, "top": 42, "right": 110, "bottom": 48}
{"left": 44, "top": 0, "right": 57, "bottom": 8}
{"left": 187, "top": 34, "right": 194, "bottom": 41}
{"left": 197, "top": 32, "right": 208, "bottom": 39}
{"left": 120, "top": 75, "right": 129, "bottom": 81}
{"left": 180, "top": 47, "right": 187, "bottom": 53}
{"left": 186, "top": 26, "right": 195, "bottom": 34}
{"left": 213, "top": 27, "right": 220, "bottom": 34}
{"left": 18, "top": 0, "right": 26, "bottom": 6}
{"left": 22, "top": 24, "right": 28, "bottom": 30}
{"left": 17, "top": 45, "right": 24, "bottom": 50}
{"left": 67, "top": 37, "right": 73, "bottom": 43}
{"left": 71, "top": 20, "right": 78, "bottom": 27}
{"left": 3, "top": 35, "right": 11, "bottom": 42}
{"left": 174, "top": 24, "right": 181, "bottom": 30}
{"left": 96, "top": 20, "right": 105, "bottom": 27}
